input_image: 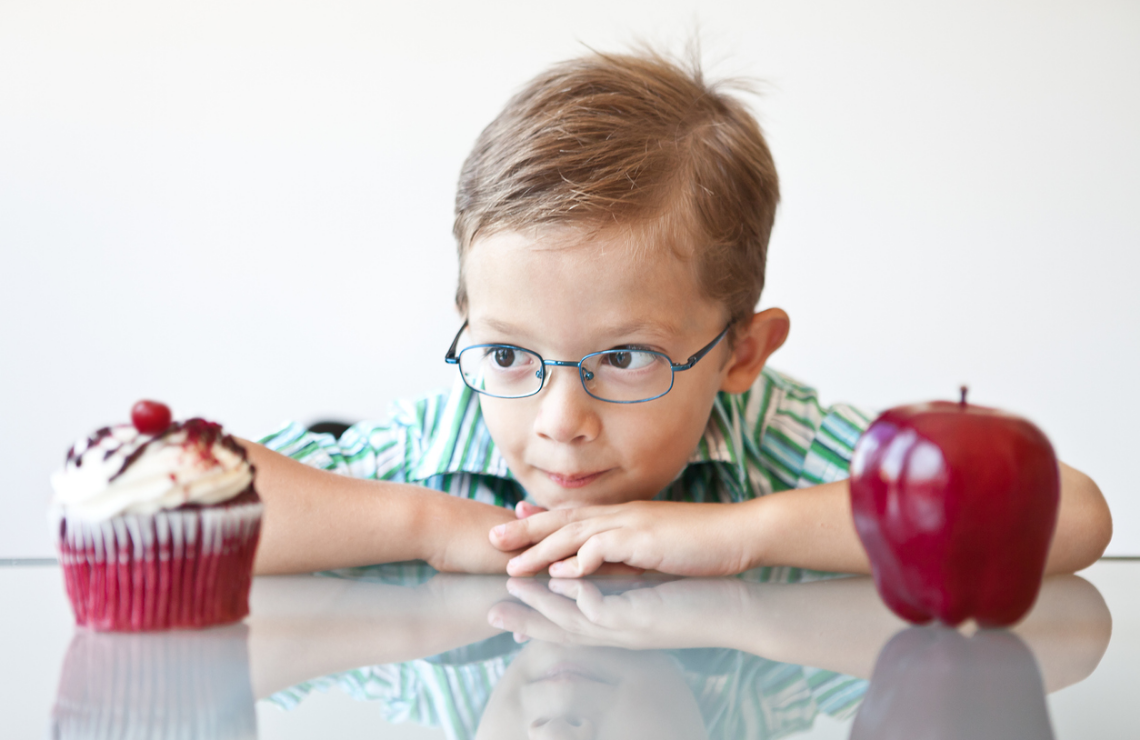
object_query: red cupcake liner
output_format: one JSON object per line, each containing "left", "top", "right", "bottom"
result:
{"left": 57, "top": 493, "right": 262, "bottom": 631}
{"left": 52, "top": 623, "right": 257, "bottom": 739}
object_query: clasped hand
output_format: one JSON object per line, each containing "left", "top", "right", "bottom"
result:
{"left": 489, "top": 577, "right": 756, "bottom": 650}
{"left": 489, "top": 499, "right": 758, "bottom": 578}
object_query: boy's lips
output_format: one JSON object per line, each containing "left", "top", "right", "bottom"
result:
{"left": 542, "top": 468, "right": 611, "bottom": 488}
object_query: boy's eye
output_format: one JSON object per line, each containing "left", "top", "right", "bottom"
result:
{"left": 493, "top": 348, "right": 517, "bottom": 367}
{"left": 602, "top": 350, "right": 656, "bottom": 370}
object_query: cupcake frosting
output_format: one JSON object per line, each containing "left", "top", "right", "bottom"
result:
{"left": 51, "top": 419, "right": 254, "bottom": 522}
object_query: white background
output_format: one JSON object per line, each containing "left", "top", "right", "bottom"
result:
{"left": 2, "top": 0, "right": 1136, "bottom": 558}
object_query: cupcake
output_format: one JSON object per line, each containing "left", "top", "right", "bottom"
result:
{"left": 51, "top": 401, "right": 262, "bottom": 631}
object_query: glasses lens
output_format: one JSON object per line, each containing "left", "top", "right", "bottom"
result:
{"left": 457, "top": 346, "right": 544, "bottom": 398}
{"left": 581, "top": 350, "right": 673, "bottom": 402}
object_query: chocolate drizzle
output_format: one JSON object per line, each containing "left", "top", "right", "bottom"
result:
{"left": 104, "top": 418, "right": 249, "bottom": 484}
{"left": 68, "top": 427, "right": 113, "bottom": 468}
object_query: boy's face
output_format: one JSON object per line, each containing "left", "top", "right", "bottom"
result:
{"left": 475, "top": 642, "right": 707, "bottom": 739}
{"left": 463, "top": 227, "right": 732, "bottom": 510}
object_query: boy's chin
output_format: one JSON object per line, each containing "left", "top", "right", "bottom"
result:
{"left": 529, "top": 489, "right": 606, "bottom": 511}
{"left": 530, "top": 485, "right": 656, "bottom": 512}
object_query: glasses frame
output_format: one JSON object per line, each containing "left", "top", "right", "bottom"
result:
{"left": 444, "top": 320, "right": 731, "bottom": 404}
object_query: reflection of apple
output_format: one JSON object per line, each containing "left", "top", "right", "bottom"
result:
{"left": 850, "top": 626, "right": 1054, "bottom": 739}
{"left": 849, "top": 390, "right": 1060, "bottom": 627}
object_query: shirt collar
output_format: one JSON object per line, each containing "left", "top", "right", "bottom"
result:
{"left": 687, "top": 392, "right": 746, "bottom": 466}
{"left": 408, "top": 375, "right": 513, "bottom": 481}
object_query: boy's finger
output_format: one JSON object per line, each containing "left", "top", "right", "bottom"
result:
{"left": 592, "top": 563, "right": 647, "bottom": 576}
{"left": 574, "top": 530, "right": 635, "bottom": 577}
{"left": 550, "top": 578, "right": 609, "bottom": 619}
{"left": 490, "top": 508, "right": 584, "bottom": 550}
{"left": 548, "top": 555, "right": 642, "bottom": 578}
{"left": 506, "top": 578, "right": 599, "bottom": 634}
{"left": 487, "top": 601, "right": 574, "bottom": 643}
{"left": 515, "top": 501, "right": 547, "bottom": 519}
{"left": 505, "top": 519, "right": 607, "bottom": 575}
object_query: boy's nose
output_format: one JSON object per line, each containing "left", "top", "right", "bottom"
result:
{"left": 533, "top": 367, "right": 601, "bottom": 444}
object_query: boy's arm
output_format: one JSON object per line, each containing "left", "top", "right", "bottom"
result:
{"left": 491, "top": 573, "right": 1110, "bottom": 691}
{"left": 492, "top": 461, "right": 1112, "bottom": 577}
{"left": 249, "top": 574, "right": 510, "bottom": 698}
{"left": 245, "top": 441, "right": 519, "bottom": 575}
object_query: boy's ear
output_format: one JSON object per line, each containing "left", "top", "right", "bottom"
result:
{"left": 720, "top": 308, "right": 790, "bottom": 394}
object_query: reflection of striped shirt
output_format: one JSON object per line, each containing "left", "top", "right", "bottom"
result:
{"left": 259, "top": 365, "right": 873, "bottom": 510}
{"left": 267, "top": 566, "right": 867, "bottom": 740}
{"left": 269, "top": 646, "right": 866, "bottom": 740}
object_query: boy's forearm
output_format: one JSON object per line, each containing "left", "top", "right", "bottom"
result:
{"left": 747, "top": 461, "right": 1112, "bottom": 576}
{"left": 244, "top": 442, "right": 516, "bottom": 574}
{"left": 249, "top": 574, "right": 510, "bottom": 698}
{"left": 745, "top": 481, "right": 872, "bottom": 574}
{"left": 1045, "top": 462, "right": 1112, "bottom": 574}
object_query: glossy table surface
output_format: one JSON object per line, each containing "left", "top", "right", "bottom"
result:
{"left": 4, "top": 559, "right": 1137, "bottom": 739}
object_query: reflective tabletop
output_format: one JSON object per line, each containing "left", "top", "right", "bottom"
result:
{"left": 4, "top": 560, "right": 1136, "bottom": 738}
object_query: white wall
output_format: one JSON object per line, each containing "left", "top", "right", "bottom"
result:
{"left": 2, "top": 0, "right": 1136, "bottom": 557}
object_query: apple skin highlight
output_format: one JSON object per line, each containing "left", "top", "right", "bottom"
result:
{"left": 848, "top": 399, "right": 1060, "bottom": 627}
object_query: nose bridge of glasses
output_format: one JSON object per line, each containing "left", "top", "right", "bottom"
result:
{"left": 542, "top": 358, "right": 591, "bottom": 382}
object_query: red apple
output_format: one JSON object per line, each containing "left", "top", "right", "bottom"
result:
{"left": 849, "top": 389, "right": 1060, "bottom": 627}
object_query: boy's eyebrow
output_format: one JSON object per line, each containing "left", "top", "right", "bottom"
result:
{"left": 475, "top": 317, "right": 681, "bottom": 342}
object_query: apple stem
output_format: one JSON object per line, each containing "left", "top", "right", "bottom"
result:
{"left": 960, "top": 385, "right": 968, "bottom": 407}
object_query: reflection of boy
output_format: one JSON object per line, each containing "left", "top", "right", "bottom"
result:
{"left": 250, "top": 49, "right": 1110, "bottom": 578}
{"left": 269, "top": 638, "right": 865, "bottom": 740}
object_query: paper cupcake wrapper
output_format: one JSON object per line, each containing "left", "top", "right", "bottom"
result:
{"left": 52, "top": 624, "right": 258, "bottom": 740}
{"left": 57, "top": 501, "right": 262, "bottom": 631}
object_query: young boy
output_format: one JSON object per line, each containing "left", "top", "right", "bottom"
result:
{"left": 248, "top": 49, "right": 1112, "bottom": 578}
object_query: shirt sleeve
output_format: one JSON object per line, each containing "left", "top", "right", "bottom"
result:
{"left": 750, "top": 368, "right": 876, "bottom": 491}
{"left": 267, "top": 654, "right": 512, "bottom": 740}
{"left": 258, "top": 415, "right": 420, "bottom": 482}
{"left": 682, "top": 649, "right": 867, "bottom": 738}
{"left": 796, "top": 403, "right": 876, "bottom": 488}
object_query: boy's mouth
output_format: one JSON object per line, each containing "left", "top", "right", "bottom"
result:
{"left": 543, "top": 469, "right": 611, "bottom": 488}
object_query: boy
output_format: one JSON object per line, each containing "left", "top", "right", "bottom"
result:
{"left": 248, "top": 49, "right": 1111, "bottom": 578}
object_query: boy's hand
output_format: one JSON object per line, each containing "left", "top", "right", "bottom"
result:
{"left": 488, "top": 577, "right": 751, "bottom": 649}
{"left": 514, "top": 501, "right": 547, "bottom": 518}
{"left": 423, "top": 496, "right": 523, "bottom": 574}
{"left": 488, "top": 500, "right": 756, "bottom": 577}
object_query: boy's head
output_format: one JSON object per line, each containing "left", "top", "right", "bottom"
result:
{"left": 449, "top": 49, "right": 789, "bottom": 509}
{"left": 454, "top": 48, "right": 779, "bottom": 335}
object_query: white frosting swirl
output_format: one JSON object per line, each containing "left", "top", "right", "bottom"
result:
{"left": 51, "top": 423, "right": 254, "bottom": 522}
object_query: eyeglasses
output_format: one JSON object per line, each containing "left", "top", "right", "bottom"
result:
{"left": 444, "top": 320, "right": 730, "bottom": 404}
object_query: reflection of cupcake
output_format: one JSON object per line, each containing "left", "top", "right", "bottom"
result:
{"left": 52, "top": 623, "right": 258, "bottom": 739}
{"left": 51, "top": 401, "right": 262, "bottom": 631}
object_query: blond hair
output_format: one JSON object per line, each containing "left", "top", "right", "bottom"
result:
{"left": 453, "top": 49, "right": 779, "bottom": 334}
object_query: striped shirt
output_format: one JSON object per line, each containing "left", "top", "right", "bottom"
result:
{"left": 259, "top": 365, "right": 874, "bottom": 511}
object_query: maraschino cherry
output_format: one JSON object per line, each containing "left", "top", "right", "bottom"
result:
{"left": 131, "top": 400, "right": 172, "bottom": 435}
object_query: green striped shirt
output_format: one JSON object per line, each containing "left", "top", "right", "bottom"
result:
{"left": 259, "top": 365, "right": 874, "bottom": 510}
